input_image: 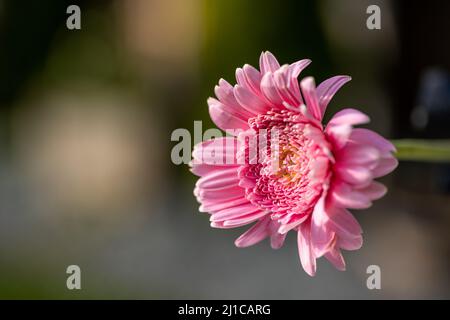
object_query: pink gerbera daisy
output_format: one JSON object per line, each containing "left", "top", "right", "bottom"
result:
{"left": 190, "top": 51, "right": 397, "bottom": 276}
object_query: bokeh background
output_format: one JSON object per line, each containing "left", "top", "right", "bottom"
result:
{"left": 0, "top": 0, "right": 449, "bottom": 299}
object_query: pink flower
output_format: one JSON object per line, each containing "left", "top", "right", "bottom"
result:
{"left": 190, "top": 52, "right": 397, "bottom": 276}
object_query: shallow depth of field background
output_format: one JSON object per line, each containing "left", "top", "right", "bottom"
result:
{"left": 0, "top": 0, "right": 449, "bottom": 299}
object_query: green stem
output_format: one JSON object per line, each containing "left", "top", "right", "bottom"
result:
{"left": 392, "top": 139, "right": 450, "bottom": 162}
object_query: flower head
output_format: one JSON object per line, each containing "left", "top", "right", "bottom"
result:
{"left": 190, "top": 52, "right": 397, "bottom": 276}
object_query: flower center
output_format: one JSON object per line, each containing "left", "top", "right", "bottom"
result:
{"left": 276, "top": 144, "right": 305, "bottom": 183}
{"left": 238, "top": 110, "right": 329, "bottom": 225}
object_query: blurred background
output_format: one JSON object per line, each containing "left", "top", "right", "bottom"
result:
{"left": 0, "top": 0, "right": 449, "bottom": 299}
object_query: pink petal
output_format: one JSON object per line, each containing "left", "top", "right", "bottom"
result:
{"left": 278, "top": 214, "right": 309, "bottom": 234}
{"left": 297, "top": 222, "right": 317, "bottom": 276}
{"left": 207, "top": 97, "right": 247, "bottom": 121}
{"left": 192, "top": 137, "right": 238, "bottom": 165}
{"left": 234, "top": 85, "right": 270, "bottom": 115}
{"left": 316, "top": 75, "right": 351, "bottom": 118}
{"left": 356, "top": 181, "right": 387, "bottom": 201}
{"left": 236, "top": 64, "right": 262, "bottom": 96}
{"left": 336, "top": 164, "right": 373, "bottom": 186}
{"left": 199, "top": 197, "right": 250, "bottom": 213}
{"left": 222, "top": 211, "right": 268, "bottom": 227}
{"left": 196, "top": 185, "right": 245, "bottom": 202}
{"left": 325, "top": 123, "right": 352, "bottom": 150}
{"left": 304, "top": 124, "right": 332, "bottom": 151}
{"left": 310, "top": 195, "right": 334, "bottom": 257}
{"left": 190, "top": 162, "right": 237, "bottom": 176}
{"left": 214, "top": 79, "right": 237, "bottom": 105}
{"left": 338, "top": 234, "right": 363, "bottom": 251}
{"left": 299, "top": 104, "right": 324, "bottom": 128}
{"left": 209, "top": 101, "right": 249, "bottom": 132}
{"left": 372, "top": 157, "right": 398, "bottom": 178}
{"left": 214, "top": 80, "right": 254, "bottom": 119}
{"left": 337, "top": 144, "right": 380, "bottom": 166}
{"left": 286, "top": 59, "right": 311, "bottom": 105}
{"left": 270, "top": 232, "right": 287, "bottom": 249}
{"left": 331, "top": 181, "right": 372, "bottom": 209}
{"left": 259, "top": 51, "right": 280, "bottom": 74}
{"left": 272, "top": 66, "right": 300, "bottom": 106}
{"left": 324, "top": 246, "right": 346, "bottom": 271}
{"left": 196, "top": 167, "right": 239, "bottom": 189}
{"left": 269, "top": 220, "right": 286, "bottom": 249}
{"left": 199, "top": 195, "right": 248, "bottom": 212}
{"left": 308, "top": 155, "right": 330, "bottom": 183}
{"left": 211, "top": 221, "right": 251, "bottom": 229}
{"left": 288, "top": 59, "right": 312, "bottom": 79}
{"left": 300, "top": 77, "right": 322, "bottom": 120}
{"left": 327, "top": 108, "right": 370, "bottom": 127}
{"left": 260, "top": 72, "right": 285, "bottom": 107}
{"left": 238, "top": 177, "right": 256, "bottom": 188}
{"left": 235, "top": 217, "right": 271, "bottom": 247}
{"left": 349, "top": 128, "right": 396, "bottom": 154}
{"left": 211, "top": 203, "right": 262, "bottom": 220}
{"left": 272, "top": 61, "right": 311, "bottom": 108}
{"left": 328, "top": 207, "right": 362, "bottom": 240}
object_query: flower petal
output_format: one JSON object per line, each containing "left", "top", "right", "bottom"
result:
{"left": 259, "top": 51, "right": 280, "bottom": 74}
{"left": 278, "top": 213, "right": 309, "bottom": 234}
{"left": 236, "top": 64, "right": 263, "bottom": 95}
{"left": 328, "top": 207, "right": 362, "bottom": 240}
{"left": 372, "top": 157, "right": 398, "bottom": 178}
{"left": 338, "top": 234, "right": 363, "bottom": 251}
{"left": 288, "top": 59, "right": 312, "bottom": 79}
{"left": 310, "top": 195, "right": 334, "bottom": 257}
{"left": 349, "top": 128, "right": 396, "bottom": 154}
{"left": 260, "top": 72, "right": 285, "bottom": 107}
{"left": 336, "top": 164, "right": 373, "bottom": 186}
{"left": 235, "top": 217, "right": 271, "bottom": 247}
{"left": 286, "top": 59, "right": 311, "bottom": 105}
{"left": 222, "top": 211, "right": 268, "bottom": 227}
{"left": 316, "top": 75, "right": 351, "bottom": 117}
{"left": 300, "top": 77, "right": 322, "bottom": 120}
{"left": 324, "top": 246, "right": 346, "bottom": 271}
{"left": 195, "top": 184, "right": 245, "bottom": 202}
{"left": 270, "top": 232, "right": 287, "bottom": 249}
{"left": 331, "top": 181, "right": 372, "bottom": 209}
{"left": 190, "top": 162, "right": 238, "bottom": 176}
{"left": 192, "top": 137, "right": 238, "bottom": 165}
{"left": 327, "top": 108, "right": 370, "bottom": 127}
{"left": 196, "top": 167, "right": 239, "bottom": 189}
{"left": 214, "top": 80, "right": 254, "bottom": 119}
{"left": 337, "top": 144, "right": 380, "bottom": 167}
{"left": 209, "top": 100, "right": 249, "bottom": 132}
{"left": 297, "top": 222, "right": 317, "bottom": 276}
{"left": 199, "top": 197, "right": 250, "bottom": 213}
{"left": 356, "top": 181, "right": 387, "bottom": 200}
{"left": 234, "top": 85, "right": 270, "bottom": 115}
{"left": 211, "top": 203, "right": 262, "bottom": 221}
{"left": 325, "top": 124, "right": 352, "bottom": 150}
{"left": 272, "top": 66, "right": 299, "bottom": 107}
